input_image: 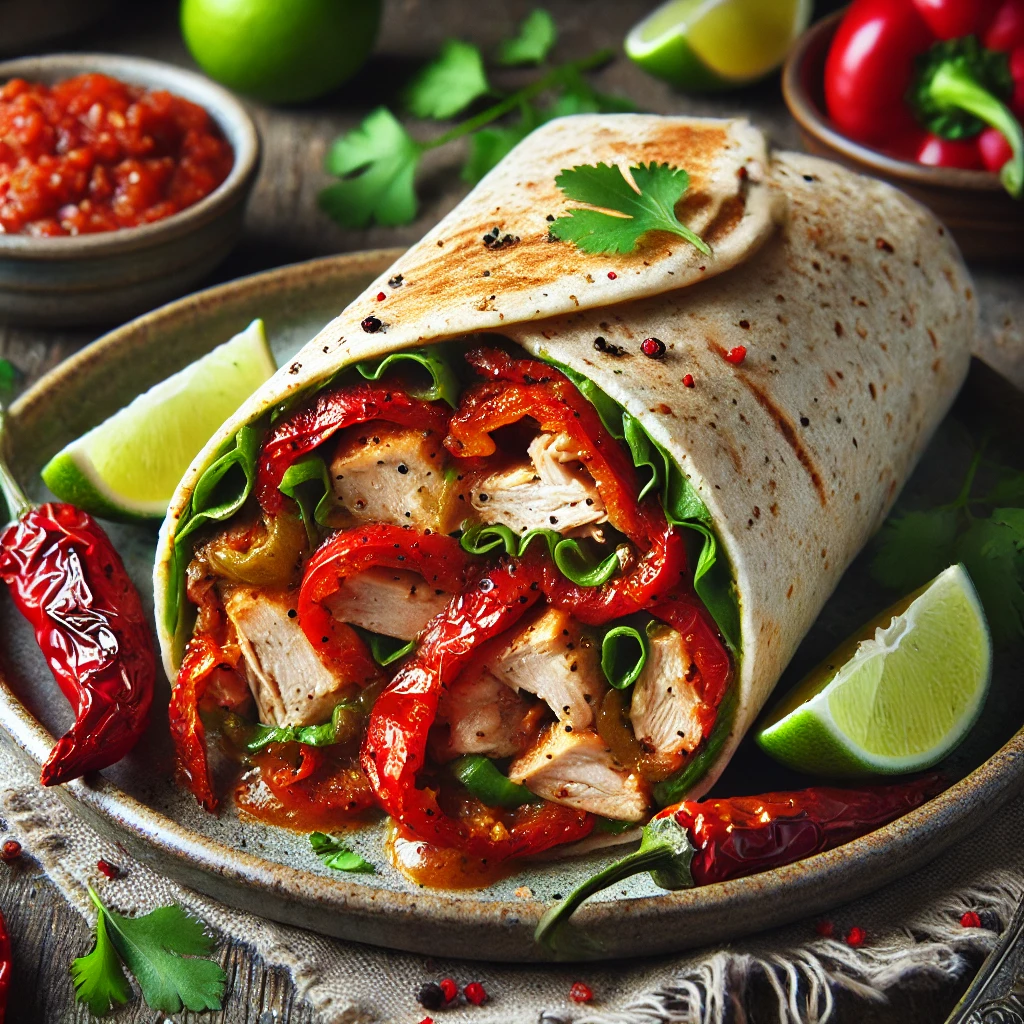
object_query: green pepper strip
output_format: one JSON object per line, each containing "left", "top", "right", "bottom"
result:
{"left": 450, "top": 754, "right": 539, "bottom": 809}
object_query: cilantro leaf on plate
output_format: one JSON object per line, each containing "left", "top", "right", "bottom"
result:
{"left": 955, "top": 509, "right": 1024, "bottom": 645}
{"left": 870, "top": 508, "right": 959, "bottom": 593}
{"left": 496, "top": 9, "right": 557, "bottom": 66}
{"left": 310, "top": 832, "right": 376, "bottom": 873}
{"left": 320, "top": 108, "right": 422, "bottom": 228}
{"left": 549, "top": 162, "right": 712, "bottom": 256}
{"left": 71, "top": 910, "right": 133, "bottom": 1016}
{"left": 405, "top": 40, "right": 490, "bottom": 120}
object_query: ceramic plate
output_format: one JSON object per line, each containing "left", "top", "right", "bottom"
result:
{"left": 2, "top": 251, "right": 1022, "bottom": 963}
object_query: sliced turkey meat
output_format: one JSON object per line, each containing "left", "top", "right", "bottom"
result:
{"left": 483, "top": 607, "right": 604, "bottom": 730}
{"left": 467, "top": 432, "right": 607, "bottom": 536}
{"left": 322, "top": 567, "right": 451, "bottom": 641}
{"left": 330, "top": 422, "right": 458, "bottom": 533}
{"left": 629, "top": 624, "right": 705, "bottom": 765}
{"left": 509, "top": 724, "right": 650, "bottom": 822}
{"left": 222, "top": 585, "right": 355, "bottom": 728}
{"left": 433, "top": 667, "right": 539, "bottom": 760}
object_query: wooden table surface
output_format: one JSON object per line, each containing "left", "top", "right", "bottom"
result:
{"left": 0, "top": 1, "right": 1013, "bottom": 1020}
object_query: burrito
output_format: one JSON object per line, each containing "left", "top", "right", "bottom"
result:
{"left": 154, "top": 115, "right": 974, "bottom": 868}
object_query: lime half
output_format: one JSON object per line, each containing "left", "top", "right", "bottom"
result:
{"left": 42, "top": 319, "right": 276, "bottom": 523}
{"left": 756, "top": 565, "right": 991, "bottom": 777}
{"left": 625, "top": 0, "right": 813, "bottom": 90}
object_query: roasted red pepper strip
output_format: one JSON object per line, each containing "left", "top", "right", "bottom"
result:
{"left": 0, "top": 906, "right": 9, "bottom": 1024}
{"left": 299, "top": 524, "right": 474, "bottom": 667}
{"left": 445, "top": 348, "right": 645, "bottom": 541}
{"left": 536, "top": 776, "right": 944, "bottom": 945}
{"left": 825, "top": 0, "right": 1024, "bottom": 196}
{"left": 257, "top": 383, "right": 452, "bottom": 514}
{"left": 168, "top": 634, "right": 229, "bottom": 812}
{"left": 362, "top": 561, "right": 594, "bottom": 859}
{"left": 0, "top": 502, "right": 155, "bottom": 787}
{"left": 535, "top": 505, "right": 688, "bottom": 626}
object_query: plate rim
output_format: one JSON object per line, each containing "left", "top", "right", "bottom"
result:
{"left": 2, "top": 250, "right": 1023, "bottom": 963}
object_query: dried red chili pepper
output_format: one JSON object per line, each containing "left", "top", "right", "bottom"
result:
{"left": 256, "top": 383, "right": 452, "bottom": 514}
{"left": 536, "top": 777, "right": 944, "bottom": 945}
{"left": 361, "top": 561, "right": 594, "bottom": 859}
{"left": 0, "top": 444, "right": 155, "bottom": 787}
{"left": 0, "top": 906, "right": 8, "bottom": 1024}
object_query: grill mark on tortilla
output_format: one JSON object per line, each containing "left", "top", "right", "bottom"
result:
{"left": 703, "top": 195, "right": 747, "bottom": 246}
{"left": 737, "top": 376, "right": 827, "bottom": 507}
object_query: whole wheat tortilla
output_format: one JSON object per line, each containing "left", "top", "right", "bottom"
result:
{"left": 154, "top": 118, "right": 975, "bottom": 803}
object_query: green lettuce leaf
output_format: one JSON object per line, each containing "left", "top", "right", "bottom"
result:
{"left": 459, "top": 522, "right": 620, "bottom": 587}
{"left": 600, "top": 618, "right": 652, "bottom": 690}
{"left": 541, "top": 354, "right": 739, "bottom": 650}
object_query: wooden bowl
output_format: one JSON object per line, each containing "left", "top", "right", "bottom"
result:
{"left": 0, "top": 53, "right": 261, "bottom": 327}
{"left": 782, "top": 10, "right": 1024, "bottom": 263}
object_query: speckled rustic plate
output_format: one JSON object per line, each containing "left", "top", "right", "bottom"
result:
{"left": 1, "top": 251, "right": 1022, "bottom": 963}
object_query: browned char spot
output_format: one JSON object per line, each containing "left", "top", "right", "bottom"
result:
{"left": 739, "top": 377, "right": 827, "bottom": 506}
{"left": 703, "top": 194, "right": 746, "bottom": 246}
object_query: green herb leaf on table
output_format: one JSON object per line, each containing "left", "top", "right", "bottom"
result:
{"left": 75, "top": 885, "right": 226, "bottom": 1015}
{"left": 549, "top": 162, "right": 712, "bottom": 256}
{"left": 870, "top": 508, "right": 959, "bottom": 593}
{"left": 71, "top": 910, "right": 133, "bottom": 1016}
{"left": 320, "top": 108, "right": 422, "bottom": 228}
{"left": 463, "top": 102, "right": 543, "bottom": 183}
{"left": 955, "top": 510, "right": 1024, "bottom": 645}
{"left": 0, "top": 358, "right": 19, "bottom": 399}
{"left": 310, "top": 832, "right": 376, "bottom": 873}
{"left": 405, "top": 40, "right": 491, "bottom": 119}
{"left": 495, "top": 8, "right": 558, "bottom": 66}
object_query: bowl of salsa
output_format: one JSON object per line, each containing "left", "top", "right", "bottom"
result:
{"left": 0, "top": 53, "right": 260, "bottom": 326}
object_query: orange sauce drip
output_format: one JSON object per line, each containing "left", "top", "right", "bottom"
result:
{"left": 384, "top": 823, "right": 513, "bottom": 890}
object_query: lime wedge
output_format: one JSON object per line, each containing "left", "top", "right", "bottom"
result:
{"left": 756, "top": 565, "right": 991, "bottom": 777}
{"left": 625, "top": 0, "right": 813, "bottom": 90}
{"left": 42, "top": 319, "right": 276, "bottom": 523}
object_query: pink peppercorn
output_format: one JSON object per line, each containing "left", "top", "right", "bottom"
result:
{"left": 725, "top": 345, "right": 747, "bottom": 365}
{"left": 439, "top": 978, "right": 458, "bottom": 1003}
{"left": 1, "top": 840, "right": 21, "bottom": 862}
{"left": 96, "top": 859, "right": 120, "bottom": 879}
{"left": 376, "top": 291, "right": 386, "bottom": 301}
{"left": 570, "top": 981, "right": 593, "bottom": 1003}
{"left": 683, "top": 374, "right": 695, "bottom": 388}
{"left": 607, "top": 271, "right": 617, "bottom": 279}
{"left": 464, "top": 981, "right": 488, "bottom": 1006}
{"left": 640, "top": 337, "right": 666, "bottom": 358}
{"left": 960, "top": 911, "right": 982, "bottom": 929}
{"left": 845, "top": 926, "right": 867, "bottom": 948}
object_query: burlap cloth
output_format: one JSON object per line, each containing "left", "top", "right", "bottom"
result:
{"left": 1, "top": 741, "right": 1021, "bottom": 1024}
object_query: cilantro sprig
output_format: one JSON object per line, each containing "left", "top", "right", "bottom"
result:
{"left": 310, "top": 832, "right": 376, "bottom": 873}
{"left": 549, "top": 162, "right": 712, "bottom": 256}
{"left": 71, "top": 885, "right": 226, "bottom": 1016}
{"left": 872, "top": 438, "right": 1024, "bottom": 645}
{"left": 319, "top": 9, "right": 632, "bottom": 228}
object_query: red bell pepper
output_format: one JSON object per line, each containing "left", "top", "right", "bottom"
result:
{"left": 445, "top": 348, "right": 645, "bottom": 542}
{"left": 256, "top": 383, "right": 452, "bottom": 514}
{"left": 298, "top": 523, "right": 475, "bottom": 667}
{"left": 361, "top": 561, "right": 594, "bottom": 859}
{"left": 825, "top": 0, "right": 1024, "bottom": 197}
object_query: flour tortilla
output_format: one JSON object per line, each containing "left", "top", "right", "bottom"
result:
{"left": 154, "top": 116, "right": 975, "bottom": 803}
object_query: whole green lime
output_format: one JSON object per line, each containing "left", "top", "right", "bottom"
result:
{"left": 181, "top": 0, "right": 382, "bottom": 104}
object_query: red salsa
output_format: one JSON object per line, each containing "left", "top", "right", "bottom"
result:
{"left": 0, "top": 73, "right": 234, "bottom": 236}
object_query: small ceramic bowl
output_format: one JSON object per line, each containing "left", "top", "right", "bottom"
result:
{"left": 0, "top": 53, "right": 261, "bottom": 327}
{"left": 782, "top": 11, "right": 1024, "bottom": 263}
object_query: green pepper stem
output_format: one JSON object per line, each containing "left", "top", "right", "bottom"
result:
{"left": 929, "top": 61, "right": 1024, "bottom": 198}
{"left": 0, "top": 405, "right": 32, "bottom": 523}
{"left": 534, "top": 843, "right": 673, "bottom": 948}
{"left": 423, "top": 49, "right": 614, "bottom": 151}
